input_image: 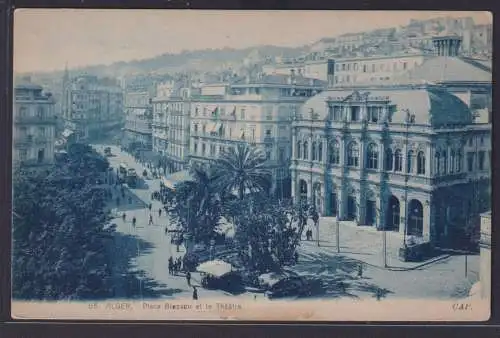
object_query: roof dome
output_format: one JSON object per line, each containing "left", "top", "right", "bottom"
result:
{"left": 300, "top": 86, "right": 473, "bottom": 127}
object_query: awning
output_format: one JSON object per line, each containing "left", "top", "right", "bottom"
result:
{"left": 196, "top": 260, "right": 233, "bottom": 277}
{"left": 162, "top": 170, "right": 194, "bottom": 190}
{"left": 62, "top": 129, "right": 74, "bottom": 138}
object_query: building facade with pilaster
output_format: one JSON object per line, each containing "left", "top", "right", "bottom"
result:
{"left": 290, "top": 86, "right": 491, "bottom": 246}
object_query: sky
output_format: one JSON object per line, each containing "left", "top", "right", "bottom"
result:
{"left": 13, "top": 10, "right": 492, "bottom": 73}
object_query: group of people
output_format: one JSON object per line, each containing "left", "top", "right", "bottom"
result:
{"left": 168, "top": 256, "right": 184, "bottom": 275}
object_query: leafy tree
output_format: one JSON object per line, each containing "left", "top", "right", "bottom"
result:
{"left": 164, "top": 164, "right": 221, "bottom": 247}
{"left": 12, "top": 143, "right": 115, "bottom": 300}
{"left": 211, "top": 143, "right": 272, "bottom": 200}
{"left": 226, "top": 196, "right": 303, "bottom": 274}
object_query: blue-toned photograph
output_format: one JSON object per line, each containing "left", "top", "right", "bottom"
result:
{"left": 11, "top": 10, "right": 492, "bottom": 321}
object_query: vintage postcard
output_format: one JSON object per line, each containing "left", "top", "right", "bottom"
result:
{"left": 11, "top": 9, "right": 492, "bottom": 321}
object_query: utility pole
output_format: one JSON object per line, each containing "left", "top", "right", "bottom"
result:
{"left": 383, "top": 227, "right": 387, "bottom": 268}
{"left": 336, "top": 217, "right": 340, "bottom": 253}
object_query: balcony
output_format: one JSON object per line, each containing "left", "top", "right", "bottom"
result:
{"left": 263, "top": 136, "right": 275, "bottom": 144}
{"left": 15, "top": 115, "right": 57, "bottom": 125}
{"left": 14, "top": 135, "right": 50, "bottom": 146}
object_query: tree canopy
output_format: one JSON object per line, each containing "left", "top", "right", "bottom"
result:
{"left": 13, "top": 143, "right": 115, "bottom": 300}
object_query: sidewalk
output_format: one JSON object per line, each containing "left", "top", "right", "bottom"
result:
{"left": 298, "top": 217, "right": 450, "bottom": 271}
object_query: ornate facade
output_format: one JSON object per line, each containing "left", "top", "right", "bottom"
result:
{"left": 290, "top": 86, "right": 491, "bottom": 245}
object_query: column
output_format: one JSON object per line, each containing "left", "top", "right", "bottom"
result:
{"left": 339, "top": 136, "right": 345, "bottom": 166}
{"left": 338, "top": 186, "right": 345, "bottom": 220}
{"left": 402, "top": 138, "right": 408, "bottom": 174}
{"left": 292, "top": 130, "right": 297, "bottom": 159}
{"left": 379, "top": 142, "right": 385, "bottom": 172}
{"left": 359, "top": 139, "right": 365, "bottom": 170}
{"left": 377, "top": 193, "right": 384, "bottom": 230}
{"left": 426, "top": 143, "right": 432, "bottom": 177}
{"left": 399, "top": 194, "right": 407, "bottom": 239}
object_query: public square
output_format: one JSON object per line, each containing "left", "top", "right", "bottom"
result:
{"left": 93, "top": 143, "right": 479, "bottom": 301}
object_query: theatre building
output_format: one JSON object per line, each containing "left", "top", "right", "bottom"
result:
{"left": 290, "top": 86, "right": 491, "bottom": 245}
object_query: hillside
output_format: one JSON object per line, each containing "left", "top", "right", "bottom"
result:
{"left": 23, "top": 45, "right": 307, "bottom": 80}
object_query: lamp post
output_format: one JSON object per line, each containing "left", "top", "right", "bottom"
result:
{"left": 335, "top": 216, "right": 340, "bottom": 253}
{"left": 209, "top": 239, "right": 216, "bottom": 261}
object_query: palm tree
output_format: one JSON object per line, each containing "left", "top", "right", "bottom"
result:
{"left": 211, "top": 143, "right": 272, "bottom": 200}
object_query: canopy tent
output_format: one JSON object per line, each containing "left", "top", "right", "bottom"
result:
{"left": 162, "top": 170, "right": 194, "bottom": 190}
{"left": 196, "top": 260, "right": 233, "bottom": 277}
{"left": 62, "top": 129, "right": 74, "bottom": 138}
{"left": 258, "top": 272, "right": 289, "bottom": 288}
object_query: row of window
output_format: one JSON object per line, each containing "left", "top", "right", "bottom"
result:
{"left": 328, "top": 105, "right": 390, "bottom": 123}
{"left": 17, "top": 106, "right": 50, "bottom": 118}
{"left": 295, "top": 140, "right": 490, "bottom": 175}
{"left": 192, "top": 124, "right": 273, "bottom": 139}
{"left": 192, "top": 142, "right": 274, "bottom": 161}
{"left": 335, "top": 60, "right": 410, "bottom": 73}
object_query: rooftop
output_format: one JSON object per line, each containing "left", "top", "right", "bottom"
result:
{"left": 392, "top": 56, "right": 492, "bottom": 84}
{"left": 300, "top": 86, "right": 474, "bottom": 128}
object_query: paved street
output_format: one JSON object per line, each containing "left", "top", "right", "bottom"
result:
{"left": 93, "top": 143, "right": 479, "bottom": 300}
{"left": 296, "top": 217, "right": 479, "bottom": 299}
{"left": 93, "top": 143, "right": 258, "bottom": 300}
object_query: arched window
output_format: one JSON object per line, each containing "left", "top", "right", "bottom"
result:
{"left": 441, "top": 151, "right": 447, "bottom": 174}
{"left": 417, "top": 151, "right": 425, "bottom": 174}
{"left": 385, "top": 148, "right": 393, "bottom": 171}
{"left": 297, "top": 141, "right": 302, "bottom": 159}
{"left": 435, "top": 152, "right": 440, "bottom": 175}
{"left": 366, "top": 143, "right": 378, "bottom": 169}
{"left": 456, "top": 150, "right": 463, "bottom": 172}
{"left": 394, "top": 149, "right": 403, "bottom": 172}
{"left": 303, "top": 141, "right": 309, "bottom": 160}
{"left": 312, "top": 142, "right": 317, "bottom": 161}
{"left": 318, "top": 142, "right": 323, "bottom": 162}
{"left": 407, "top": 150, "right": 414, "bottom": 173}
{"left": 329, "top": 140, "right": 340, "bottom": 165}
{"left": 347, "top": 142, "right": 359, "bottom": 167}
{"left": 450, "top": 150, "right": 455, "bottom": 173}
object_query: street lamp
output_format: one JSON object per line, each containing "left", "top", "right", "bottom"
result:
{"left": 335, "top": 216, "right": 340, "bottom": 253}
{"left": 209, "top": 239, "right": 216, "bottom": 261}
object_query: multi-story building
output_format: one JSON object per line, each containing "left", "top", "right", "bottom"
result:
{"left": 188, "top": 73, "right": 326, "bottom": 197}
{"left": 152, "top": 82, "right": 192, "bottom": 173}
{"left": 290, "top": 86, "right": 490, "bottom": 247}
{"left": 61, "top": 73, "right": 123, "bottom": 141}
{"left": 124, "top": 108, "right": 153, "bottom": 149}
{"left": 123, "top": 81, "right": 156, "bottom": 150}
{"left": 13, "top": 78, "right": 57, "bottom": 166}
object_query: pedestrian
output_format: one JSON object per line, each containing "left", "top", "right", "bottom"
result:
{"left": 132, "top": 216, "right": 136, "bottom": 227}
{"left": 357, "top": 263, "right": 363, "bottom": 278}
{"left": 186, "top": 271, "right": 191, "bottom": 286}
{"left": 149, "top": 214, "right": 153, "bottom": 225}
{"left": 158, "top": 208, "right": 162, "bottom": 217}
{"left": 122, "top": 213, "right": 126, "bottom": 222}
{"left": 177, "top": 257, "right": 183, "bottom": 271}
{"left": 312, "top": 209, "right": 319, "bottom": 227}
{"left": 148, "top": 203, "right": 152, "bottom": 211}
{"left": 168, "top": 256, "right": 173, "bottom": 275}
{"left": 192, "top": 287, "right": 198, "bottom": 300}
